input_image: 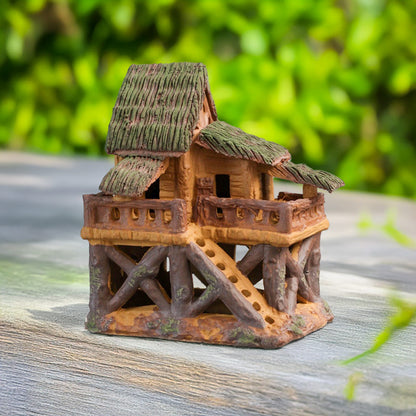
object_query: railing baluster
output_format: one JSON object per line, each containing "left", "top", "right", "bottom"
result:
{"left": 195, "top": 193, "right": 325, "bottom": 234}
{"left": 119, "top": 207, "right": 130, "bottom": 227}
{"left": 154, "top": 208, "right": 163, "bottom": 227}
{"left": 138, "top": 208, "right": 147, "bottom": 227}
{"left": 82, "top": 195, "right": 188, "bottom": 234}
{"left": 82, "top": 192, "right": 325, "bottom": 236}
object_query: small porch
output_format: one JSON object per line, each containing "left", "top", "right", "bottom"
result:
{"left": 81, "top": 191, "right": 328, "bottom": 248}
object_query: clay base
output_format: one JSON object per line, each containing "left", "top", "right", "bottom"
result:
{"left": 87, "top": 301, "right": 333, "bottom": 349}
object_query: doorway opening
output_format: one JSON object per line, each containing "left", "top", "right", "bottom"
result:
{"left": 215, "top": 175, "right": 230, "bottom": 198}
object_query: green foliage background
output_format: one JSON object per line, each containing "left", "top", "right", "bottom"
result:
{"left": 2, "top": 0, "right": 416, "bottom": 197}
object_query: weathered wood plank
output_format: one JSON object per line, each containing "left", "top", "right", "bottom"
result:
{"left": 169, "top": 246, "right": 193, "bottom": 317}
{"left": 237, "top": 244, "right": 265, "bottom": 276}
{"left": 1, "top": 153, "right": 416, "bottom": 416}
{"left": 262, "top": 245, "right": 286, "bottom": 311}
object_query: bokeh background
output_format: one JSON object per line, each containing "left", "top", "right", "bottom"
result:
{"left": 2, "top": 0, "right": 416, "bottom": 197}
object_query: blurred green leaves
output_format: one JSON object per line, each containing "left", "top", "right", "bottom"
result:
{"left": 1, "top": 0, "right": 416, "bottom": 197}
{"left": 342, "top": 294, "right": 416, "bottom": 400}
{"left": 358, "top": 209, "right": 416, "bottom": 248}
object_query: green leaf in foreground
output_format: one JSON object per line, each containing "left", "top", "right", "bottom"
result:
{"left": 382, "top": 210, "right": 416, "bottom": 248}
{"left": 342, "top": 295, "right": 416, "bottom": 365}
{"left": 344, "top": 372, "right": 364, "bottom": 401}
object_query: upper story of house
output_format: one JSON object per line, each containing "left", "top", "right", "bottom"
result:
{"left": 81, "top": 62, "right": 344, "bottom": 248}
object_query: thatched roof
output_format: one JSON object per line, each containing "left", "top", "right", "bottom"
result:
{"left": 106, "top": 62, "right": 217, "bottom": 157}
{"left": 198, "top": 121, "right": 344, "bottom": 193}
{"left": 270, "top": 161, "right": 344, "bottom": 193}
{"left": 101, "top": 64, "right": 343, "bottom": 196}
{"left": 197, "top": 121, "right": 290, "bottom": 165}
{"left": 99, "top": 156, "right": 167, "bottom": 197}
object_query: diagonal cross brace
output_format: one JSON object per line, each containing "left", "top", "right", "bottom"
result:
{"left": 105, "top": 246, "right": 170, "bottom": 313}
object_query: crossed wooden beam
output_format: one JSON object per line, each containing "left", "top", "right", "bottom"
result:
{"left": 237, "top": 234, "right": 321, "bottom": 314}
{"left": 92, "top": 234, "right": 321, "bottom": 327}
{"left": 103, "top": 244, "right": 264, "bottom": 327}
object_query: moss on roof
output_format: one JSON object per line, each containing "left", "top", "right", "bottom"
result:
{"left": 106, "top": 62, "right": 216, "bottom": 157}
{"left": 99, "top": 156, "right": 166, "bottom": 197}
{"left": 271, "top": 161, "right": 344, "bottom": 192}
{"left": 102, "top": 63, "right": 343, "bottom": 195}
{"left": 197, "top": 121, "right": 290, "bottom": 165}
{"left": 199, "top": 120, "right": 343, "bottom": 192}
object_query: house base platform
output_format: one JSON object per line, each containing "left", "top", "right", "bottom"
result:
{"left": 86, "top": 301, "right": 334, "bottom": 349}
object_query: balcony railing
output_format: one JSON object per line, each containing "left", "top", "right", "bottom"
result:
{"left": 195, "top": 192, "right": 325, "bottom": 234}
{"left": 83, "top": 194, "right": 187, "bottom": 234}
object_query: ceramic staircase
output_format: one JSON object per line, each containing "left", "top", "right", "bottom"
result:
{"left": 191, "top": 236, "right": 282, "bottom": 327}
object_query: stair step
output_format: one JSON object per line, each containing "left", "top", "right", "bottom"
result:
{"left": 193, "top": 236, "right": 280, "bottom": 326}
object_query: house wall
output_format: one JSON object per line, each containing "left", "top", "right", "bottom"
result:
{"left": 111, "top": 93, "right": 275, "bottom": 215}
{"left": 159, "top": 158, "right": 176, "bottom": 200}
{"left": 170, "top": 94, "right": 216, "bottom": 219}
{"left": 178, "top": 145, "right": 275, "bottom": 215}
{"left": 192, "top": 96, "right": 215, "bottom": 138}
{"left": 190, "top": 145, "right": 251, "bottom": 199}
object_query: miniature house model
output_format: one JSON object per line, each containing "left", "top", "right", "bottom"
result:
{"left": 81, "top": 62, "right": 344, "bottom": 348}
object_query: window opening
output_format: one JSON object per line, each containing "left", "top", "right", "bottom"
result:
{"left": 215, "top": 174, "right": 230, "bottom": 198}
{"left": 145, "top": 178, "right": 160, "bottom": 199}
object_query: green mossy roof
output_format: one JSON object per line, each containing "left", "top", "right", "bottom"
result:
{"left": 199, "top": 120, "right": 343, "bottom": 192}
{"left": 198, "top": 121, "right": 291, "bottom": 165}
{"left": 272, "top": 161, "right": 344, "bottom": 192}
{"left": 102, "top": 63, "right": 343, "bottom": 195}
{"left": 99, "top": 156, "right": 165, "bottom": 197}
{"left": 106, "top": 62, "right": 216, "bottom": 156}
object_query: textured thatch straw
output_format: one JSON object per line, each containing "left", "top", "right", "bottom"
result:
{"left": 101, "top": 63, "right": 343, "bottom": 195}
{"left": 198, "top": 120, "right": 290, "bottom": 165}
{"left": 99, "top": 156, "right": 165, "bottom": 197}
{"left": 271, "top": 161, "right": 344, "bottom": 192}
{"left": 199, "top": 121, "right": 344, "bottom": 192}
{"left": 106, "top": 62, "right": 216, "bottom": 157}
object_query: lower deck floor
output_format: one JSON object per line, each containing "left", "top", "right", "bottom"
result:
{"left": 81, "top": 218, "right": 329, "bottom": 248}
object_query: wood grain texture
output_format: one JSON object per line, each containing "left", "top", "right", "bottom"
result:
{"left": 1, "top": 153, "right": 415, "bottom": 416}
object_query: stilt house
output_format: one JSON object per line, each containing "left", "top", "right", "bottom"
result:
{"left": 81, "top": 62, "right": 344, "bottom": 348}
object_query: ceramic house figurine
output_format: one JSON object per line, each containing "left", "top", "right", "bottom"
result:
{"left": 81, "top": 62, "right": 344, "bottom": 348}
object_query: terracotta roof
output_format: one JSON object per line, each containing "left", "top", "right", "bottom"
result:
{"left": 106, "top": 62, "right": 217, "bottom": 157}
{"left": 197, "top": 121, "right": 291, "bottom": 165}
{"left": 270, "top": 161, "right": 344, "bottom": 192}
{"left": 99, "top": 156, "right": 167, "bottom": 197}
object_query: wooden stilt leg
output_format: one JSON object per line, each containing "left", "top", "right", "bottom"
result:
{"left": 298, "top": 235, "right": 316, "bottom": 269}
{"left": 87, "top": 244, "right": 112, "bottom": 331}
{"left": 105, "top": 246, "right": 136, "bottom": 274}
{"left": 263, "top": 246, "right": 286, "bottom": 311}
{"left": 286, "top": 253, "right": 318, "bottom": 302}
{"left": 139, "top": 278, "right": 171, "bottom": 312}
{"left": 169, "top": 246, "right": 193, "bottom": 317}
{"left": 304, "top": 233, "right": 321, "bottom": 296}
{"left": 285, "top": 277, "right": 299, "bottom": 315}
{"left": 189, "top": 285, "right": 220, "bottom": 317}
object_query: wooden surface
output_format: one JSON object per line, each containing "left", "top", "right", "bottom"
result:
{"left": 1, "top": 151, "right": 415, "bottom": 415}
